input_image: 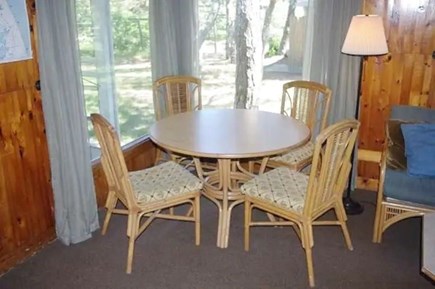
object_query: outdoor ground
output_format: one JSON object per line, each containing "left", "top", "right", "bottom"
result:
{"left": 201, "top": 54, "right": 302, "bottom": 112}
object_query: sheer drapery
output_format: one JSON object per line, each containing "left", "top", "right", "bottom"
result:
{"left": 36, "top": 0, "right": 99, "bottom": 245}
{"left": 304, "top": 0, "right": 362, "bottom": 124}
{"left": 90, "top": 0, "right": 118, "bottom": 130}
{"left": 149, "top": 0, "right": 199, "bottom": 81}
{"left": 303, "top": 0, "right": 362, "bottom": 189}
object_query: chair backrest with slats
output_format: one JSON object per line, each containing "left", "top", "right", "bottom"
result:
{"left": 90, "top": 113, "right": 136, "bottom": 209}
{"left": 153, "top": 75, "right": 202, "bottom": 120}
{"left": 280, "top": 80, "right": 332, "bottom": 140}
{"left": 303, "top": 119, "right": 360, "bottom": 217}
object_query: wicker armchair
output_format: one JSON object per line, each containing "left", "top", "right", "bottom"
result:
{"left": 267, "top": 80, "right": 332, "bottom": 171}
{"left": 241, "top": 119, "right": 360, "bottom": 287}
{"left": 373, "top": 105, "right": 435, "bottom": 243}
{"left": 91, "top": 113, "right": 202, "bottom": 274}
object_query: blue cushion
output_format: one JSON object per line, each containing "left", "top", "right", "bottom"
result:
{"left": 401, "top": 123, "right": 435, "bottom": 177}
{"left": 384, "top": 168, "right": 435, "bottom": 206}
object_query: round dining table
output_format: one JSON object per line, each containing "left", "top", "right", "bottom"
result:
{"left": 150, "top": 109, "right": 310, "bottom": 248}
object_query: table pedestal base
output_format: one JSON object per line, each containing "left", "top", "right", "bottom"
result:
{"left": 194, "top": 158, "right": 268, "bottom": 248}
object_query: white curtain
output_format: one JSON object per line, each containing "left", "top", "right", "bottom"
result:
{"left": 149, "top": 0, "right": 199, "bottom": 81}
{"left": 36, "top": 0, "right": 99, "bottom": 245}
{"left": 303, "top": 0, "right": 362, "bottom": 189}
{"left": 304, "top": 0, "right": 362, "bottom": 124}
{"left": 304, "top": 0, "right": 362, "bottom": 188}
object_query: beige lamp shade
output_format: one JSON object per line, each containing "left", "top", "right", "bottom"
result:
{"left": 341, "top": 15, "right": 388, "bottom": 55}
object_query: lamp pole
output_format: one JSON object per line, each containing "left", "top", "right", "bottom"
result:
{"left": 343, "top": 56, "right": 365, "bottom": 215}
{"left": 341, "top": 15, "right": 388, "bottom": 215}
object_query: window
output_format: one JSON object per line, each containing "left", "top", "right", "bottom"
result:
{"left": 198, "top": 0, "right": 308, "bottom": 112}
{"left": 76, "top": 0, "right": 153, "bottom": 152}
{"left": 76, "top": 0, "right": 309, "bottom": 159}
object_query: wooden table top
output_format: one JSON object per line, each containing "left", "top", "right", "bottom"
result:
{"left": 150, "top": 109, "right": 310, "bottom": 159}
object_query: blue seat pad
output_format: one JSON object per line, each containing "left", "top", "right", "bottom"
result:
{"left": 384, "top": 168, "right": 435, "bottom": 207}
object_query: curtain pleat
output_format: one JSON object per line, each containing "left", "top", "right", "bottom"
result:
{"left": 149, "top": 0, "right": 199, "bottom": 81}
{"left": 305, "top": 0, "right": 362, "bottom": 123}
{"left": 303, "top": 0, "right": 362, "bottom": 189}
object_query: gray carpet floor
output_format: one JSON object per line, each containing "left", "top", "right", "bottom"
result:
{"left": 1, "top": 190, "right": 434, "bottom": 289}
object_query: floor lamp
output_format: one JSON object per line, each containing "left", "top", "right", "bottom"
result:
{"left": 341, "top": 15, "right": 388, "bottom": 215}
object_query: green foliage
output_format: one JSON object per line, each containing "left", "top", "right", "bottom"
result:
{"left": 76, "top": 0, "right": 94, "bottom": 57}
{"left": 75, "top": 0, "right": 150, "bottom": 61}
{"left": 266, "top": 37, "right": 280, "bottom": 57}
{"left": 111, "top": 14, "right": 150, "bottom": 60}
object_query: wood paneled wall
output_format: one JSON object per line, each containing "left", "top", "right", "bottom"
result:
{"left": 357, "top": 0, "right": 435, "bottom": 188}
{"left": 0, "top": 0, "right": 55, "bottom": 273}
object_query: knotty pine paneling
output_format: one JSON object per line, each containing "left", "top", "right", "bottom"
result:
{"left": 0, "top": 0, "right": 55, "bottom": 274}
{"left": 0, "top": 75, "right": 53, "bottom": 268}
{"left": 358, "top": 0, "right": 434, "bottom": 185}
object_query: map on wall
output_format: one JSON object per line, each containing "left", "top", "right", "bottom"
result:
{"left": 0, "top": 0, "right": 32, "bottom": 64}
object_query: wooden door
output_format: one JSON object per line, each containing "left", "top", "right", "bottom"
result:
{"left": 0, "top": 0, "right": 55, "bottom": 273}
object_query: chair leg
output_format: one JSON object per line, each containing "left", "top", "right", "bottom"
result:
{"left": 126, "top": 213, "right": 139, "bottom": 274}
{"left": 248, "top": 160, "right": 254, "bottom": 173}
{"left": 301, "top": 224, "right": 315, "bottom": 288}
{"left": 305, "top": 247, "right": 315, "bottom": 288}
{"left": 244, "top": 199, "right": 251, "bottom": 251}
{"left": 373, "top": 204, "right": 385, "bottom": 243}
{"left": 194, "top": 195, "right": 201, "bottom": 246}
{"left": 372, "top": 203, "right": 384, "bottom": 243}
{"left": 336, "top": 204, "right": 353, "bottom": 250}
{"left": 102, "top": 191, "right": 117, "bottom": 235}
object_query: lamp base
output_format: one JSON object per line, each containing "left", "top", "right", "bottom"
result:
{"left": 343, "top": 196, "right": 364, "bottom": 215}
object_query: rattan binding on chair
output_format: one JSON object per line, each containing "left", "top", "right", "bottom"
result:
{"left": 90, "top": 113, "right": 202, "bottom": 274}
{"left": 153, "top": 75, "right": 202, "bottom": 166}
{"left": 372, "top": 152, "right": 435, "bottom": 243}
{"left": 153, "top": 75, "right": 202, "bottom": 121}
{"left": 267, "top": 80, "right": 332, "bottom": 171}
{"left": 242, "top": 119, "right": 360, "bottom": 287}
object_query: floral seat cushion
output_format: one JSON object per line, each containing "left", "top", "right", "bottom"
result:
{"left": 270, "top": 142, "right": 314, "bottom": 166}
{"left": 241, "top": 167, "right": 308, "bottom": 213}
{"left": 129, "top": 161, "right": 203, "bottom": 203}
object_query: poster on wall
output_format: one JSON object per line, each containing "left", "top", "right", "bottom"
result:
{"left": 0, "top": 0, "right": 32, "bottom": 64}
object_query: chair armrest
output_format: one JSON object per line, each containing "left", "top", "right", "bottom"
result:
{"left": 378, "top": 148, "right": 387, "bottom": 189}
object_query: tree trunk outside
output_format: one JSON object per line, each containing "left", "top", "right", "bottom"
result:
{"left": 225, "top": 0, "right": 236, "bottom": 62}
{"left": 234, "top": 0, "right": 262, "bottom": 109}
{"left": 198, "top": 1, "right": 222, "bottom": 50}
{"left": 278, "top": 0, "right": 296, "bottom": 55}
{"left": 262, "top": 0, "right": 277, "bottom": 56}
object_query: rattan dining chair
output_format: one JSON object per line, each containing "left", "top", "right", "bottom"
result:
{"left": 241, "top": 119, "right": 360, "bottom": 287}
{"left": 153, "top": 75, "right": 202, "bottom": 121}
{"left": 90, "top": 113, "right": 202, "bottom": 274}
{"left": 267, "top": 80, "right": 332, "bottom": 171}
{"left": 153, "top": 75, "right": 202, "bottom": 165}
